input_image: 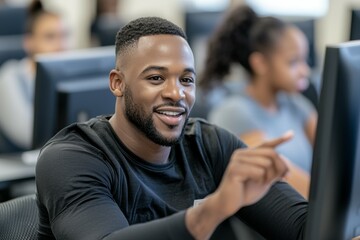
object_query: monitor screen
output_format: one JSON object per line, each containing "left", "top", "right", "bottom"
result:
{"left": 350, "top": 9, "right": 360, "bottom": 41}
{"left": 305, "top": 41, "right": 360, "bottom": 239}
{"left": 32, "top": 46, "right": 115, "bottom": 149}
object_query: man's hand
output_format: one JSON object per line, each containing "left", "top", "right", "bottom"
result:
{"left": 186, "top": 131, "right": 293, "bottom": 240}
{"left": 212, "top": 130, "right": 293, "bottom": 218}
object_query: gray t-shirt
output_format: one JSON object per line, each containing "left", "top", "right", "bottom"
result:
{"left": 209, "top": 90, "right": 315, "bottom": 172}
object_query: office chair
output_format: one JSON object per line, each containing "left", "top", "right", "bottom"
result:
{"left": 0, "top": 194, "right": 38, "bottom": 240}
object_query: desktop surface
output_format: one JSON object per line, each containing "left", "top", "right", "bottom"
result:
{"left": 0, "top": 151, "right": 38, "bottom": 187}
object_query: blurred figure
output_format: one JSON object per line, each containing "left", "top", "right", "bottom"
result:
{"left": 90, "top": 0, "right": 125, "bottom": 46}
{"left": 200, "top": 5, "right": 317, "bottom": 197}
{"left": 0, "top": 0, "right": 69, "bottom": 152}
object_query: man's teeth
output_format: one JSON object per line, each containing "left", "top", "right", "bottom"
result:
{"left": 158, "top": 111, "right": 182, "bottom": 116}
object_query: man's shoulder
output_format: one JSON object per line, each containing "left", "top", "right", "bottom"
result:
{"left": 185, "top": 117, "right": 217, "bottom": 135}
{"left": 42, "top": 115, "right": 110, "bottom": 150}
{"left": 183, "top": 118, "right": 247, "bottom": 163}
{"left": 184, "top": 117, "right": 245, "bottom": 146}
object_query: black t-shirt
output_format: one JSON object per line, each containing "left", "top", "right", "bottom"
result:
{"left": 36, "top": 116, "right": 307, "bottom": 239}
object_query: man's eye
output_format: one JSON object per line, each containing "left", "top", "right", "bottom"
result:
{"left": 148, "top": 76, "right": 163, "bottom": 81}
{"left": 181, "top": 77, "right": 194, "bottom": 84}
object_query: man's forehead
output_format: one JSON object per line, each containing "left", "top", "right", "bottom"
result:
{"left": 116, "top": 34, "right": 193, "bottom": 68}
{"left": 136, "top": 34, "right": 189, "bottom": 49}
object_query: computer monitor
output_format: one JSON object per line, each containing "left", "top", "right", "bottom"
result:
{"left": 184, "top": 11, "right": 225, "bottom": 73}
{"left": 184, "top": 11, "right": 224, "bottom": 47}
{"left": 305, "top": 41, "right": 360, "bottom": 239}
{"left": 0, "top": 6, "right": 27, "bottom": 36}
{"left": 350, "top": 9, "right": 360, "bottom": 41}
{"left": 57, "top": 78, "right": 114, "bottom": 130}
{"left": 32, "top": 46, "right": 115, "bottom": 149}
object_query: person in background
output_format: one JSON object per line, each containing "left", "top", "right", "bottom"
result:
{"left": 200, "top": 5, "right": 317, "bottom": 198}
{"left": 36, "top": 16, "right": 308, "bottom": 239}
{"left": 0, "top": 0, "right": 69, "bottom": 152}
{"left": 90, "top": 0, "right": 125, "bottom": 46}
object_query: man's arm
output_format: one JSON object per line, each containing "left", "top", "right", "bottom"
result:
{"left": 185, "top": 132, "right": 295, "bottom": 239}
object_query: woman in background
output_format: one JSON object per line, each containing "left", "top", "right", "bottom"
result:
{"left": 200, "top": 5, "right": 317, "bottom": 197}
{"left": 0, "top": 0, "right": 69, "bottom": 152}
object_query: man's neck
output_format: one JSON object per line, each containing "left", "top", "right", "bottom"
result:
{"left": 109, "top": 114, "right": 171, "bottom": 165}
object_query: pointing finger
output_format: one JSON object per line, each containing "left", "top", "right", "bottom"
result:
{"left": 258, "top": 130, "right": 294, "bottom": 149}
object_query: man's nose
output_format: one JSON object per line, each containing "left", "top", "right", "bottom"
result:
{"left": 161, "top": 79, "right": 185, "bottom": 102}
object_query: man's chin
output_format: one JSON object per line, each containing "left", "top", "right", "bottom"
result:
{"left": 151, "top": 126, "right": 186, "bottom": 146}
{"left": 149, "top": 116, "right": 188, "bottom": 146}
{"left": 151, "top": 135, "right": 182, "bottom": 146}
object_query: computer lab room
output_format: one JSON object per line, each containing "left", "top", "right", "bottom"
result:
{"left": 0, "top": 0, "right": 360, "bottom": 239}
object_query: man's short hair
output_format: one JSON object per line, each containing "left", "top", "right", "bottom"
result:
{"left": 115, "top": 17, "right": 187, "bottom": 57}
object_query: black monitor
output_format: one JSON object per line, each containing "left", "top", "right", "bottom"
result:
{"left": 350, "top": 9, "right": 360, "bottom": 41}
{"left": 184, "top": 11, "right": 225, "bottom": 73}
{"left": 184, "top": 11, "right": 224, "bottom": 48}
{"left": 32, "top": 46, "right": 115, "bottom": 149}
{"left": 57, "top": 79, "right": 114, "bottom": 130}
{"left": 305, "top": 41, "right": 360, "bottom": 239}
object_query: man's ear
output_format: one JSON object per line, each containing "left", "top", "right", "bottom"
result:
{"left": 109, "top": 69, "right": 125, "bottom": 97}
{"left": 249, "top": 52, "right": 268, "bottom": 76}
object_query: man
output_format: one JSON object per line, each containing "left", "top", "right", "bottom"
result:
{"left": 36, "top": 17, "right": 307, "bottom": 239}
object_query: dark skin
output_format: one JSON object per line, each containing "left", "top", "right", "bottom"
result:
{"left": 108, "top": 34, "right": 291, "bottom": 239}
{"left": 109, "top": 35, "right": 196, "bottom": 164}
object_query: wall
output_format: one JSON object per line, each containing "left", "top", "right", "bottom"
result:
{"left": 316, "top": 0, "right": 360, "bottom": 63}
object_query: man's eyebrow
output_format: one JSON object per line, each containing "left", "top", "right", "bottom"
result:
{"left": 141, "top": 66, "right": 196, "bottom": 76}
{"left": 141, "top": 66, "right": 167, "bottom": 74}
{"left": 184, "top": 67, "right": 196, "bottom": 76}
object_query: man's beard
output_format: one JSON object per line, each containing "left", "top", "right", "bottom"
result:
{"left": 124, "top": 86, "right": 188, "bottom": 146}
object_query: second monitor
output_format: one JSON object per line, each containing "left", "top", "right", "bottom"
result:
{"left": 33, "top": 46, "right": 116, "bottom": 149}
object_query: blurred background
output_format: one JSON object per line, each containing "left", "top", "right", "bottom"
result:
{"left": 1, "top": 0, "right": 358, "bottom": 65}
{"left": 0, "top": 0, "right": 360, "bottom": 201}
{"left": 0, "top": 0, "right": 359, "bottom": 90}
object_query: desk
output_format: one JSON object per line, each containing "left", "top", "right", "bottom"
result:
{"left": 0, "top": 153, "right": 36, "bottom": 201}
